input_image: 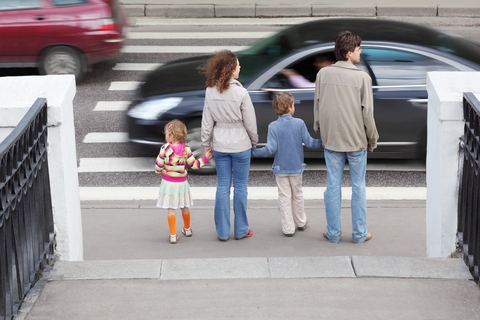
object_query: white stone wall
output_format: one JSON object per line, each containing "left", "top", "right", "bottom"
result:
{"left": 0, "top": 75, "right": 83, "bottom": 261}
{"left": 426, "top": 72, "right": 480, "bottom": 258}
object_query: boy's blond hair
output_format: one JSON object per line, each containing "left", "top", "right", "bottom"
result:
{"left": 273, "top": 92, "right": 294, "bottom": 115}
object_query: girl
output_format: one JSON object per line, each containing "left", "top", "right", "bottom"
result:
{"left": 155, "top": 119, "right": 212, "bottom": 244}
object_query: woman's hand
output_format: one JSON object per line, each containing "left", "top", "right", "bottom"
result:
{"left": 205, "top": 148, "right": 213, "bottom": 159}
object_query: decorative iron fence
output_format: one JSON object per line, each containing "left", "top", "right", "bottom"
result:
{"left": 457, "top": 92, "right": 480, "bottom": 281}
{"left": 0, "top": 98, "right": 55, "bottom": 319}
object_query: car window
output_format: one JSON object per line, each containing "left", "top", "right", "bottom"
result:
{"left": 258, "top": 51, "right": 370, "bottom": 90}
{"left": 51, "top": 0, "right": 88, "bottom": 6}
{"left": 0, "top": 0, "right": 41, "bottom": 10}
{"left": 362, "top": 48, "right": 459, "bottom": 86}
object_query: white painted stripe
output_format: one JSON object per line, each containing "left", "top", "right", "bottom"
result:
{"left": 113, "top": 63, "right": 162, "bottom": 71}
{"left": 108, "top": 81, "right": 142, "bottom": 91}
{"left": 78, "top": 157, "right": 425, "bottom": 173}
{"left": 78, "top": 157, "right": 152, "bottom": 172}
{"left": 79, "top": 187, "right": 427, "bottom": 201}
{"left": 127, "top": 32, "right": 275, "bottom": 39}
{"left": 121, "top": 45, "right": 249, "bottom": 53}
{"left": 83, "top": 132, "right": 128, "bottom": 144}
{"left": 133, "top": 17, "right": 320, "bottom": 26}
{"left": 94, "top": 101, "right": 130, "bottom": 111}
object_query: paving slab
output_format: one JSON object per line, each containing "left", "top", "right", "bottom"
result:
{"left": 352, "top": 256, "right": 473, "bottom": 279}
{"left": 161, "top": 257, "right": 269, "bottom": 280}
{"left": 269, "top": 256, "right": 355, "bottom": 278}
{"left": 49, "top": 260, "right": 162, "bottom": 280}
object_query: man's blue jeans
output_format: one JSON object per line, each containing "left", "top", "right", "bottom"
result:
{"left": 324, "top": 149, "right": 368, "bottom": 243}
{"left": 213, "top": 149, "right": 251, "bottom": 240}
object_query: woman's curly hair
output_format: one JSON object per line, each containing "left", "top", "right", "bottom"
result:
{"left": 198, "top": 50, "right": 238, "bottom": 94}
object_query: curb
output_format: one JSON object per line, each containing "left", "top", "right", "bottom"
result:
{"left": 122, "top": 4, "right": 480, "bottom": 18}
{"left": 48, "top": 256, "right": 471, "bottom": 281}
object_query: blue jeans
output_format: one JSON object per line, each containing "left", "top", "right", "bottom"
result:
{"left": 324, "top": 149, "right": 368, "bottom": 243}
{"left": 213, "top": 149, "right": 251, "bottom": 240}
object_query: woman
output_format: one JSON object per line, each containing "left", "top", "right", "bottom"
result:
{"left": 199, "top": 50, "right": 258, "bottom": 242}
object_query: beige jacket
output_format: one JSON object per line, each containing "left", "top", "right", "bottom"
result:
{"left": 313, "top": 61, "right": 379, "bottom": 152}
{"left": 201, "top": 80, "right": 258, "bottom": 152}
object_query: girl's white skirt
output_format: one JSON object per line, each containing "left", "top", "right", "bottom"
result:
{"left": 156, "top": 180, "right": 193, "bottom": 209}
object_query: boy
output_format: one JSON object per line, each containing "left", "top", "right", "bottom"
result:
{"left": 252, "top": 92, "right": 321, "bottom": 236}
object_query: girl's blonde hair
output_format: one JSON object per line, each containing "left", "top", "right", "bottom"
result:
{"left": 164, "top": 119, "right": 187, "bottom": 144}
{"left": 198, "top": 50, "right": 237, "bottom": 94}
{"left": 164, "top": 120, "right": 189, "bottom": 159}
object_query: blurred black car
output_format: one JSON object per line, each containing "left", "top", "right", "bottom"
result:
{"left": 126, "top": 18, "right": 480, "bottom": 173}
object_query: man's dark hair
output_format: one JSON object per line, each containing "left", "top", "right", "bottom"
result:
{"left": 334, "top": 31, "right": 362, "bottom": 61}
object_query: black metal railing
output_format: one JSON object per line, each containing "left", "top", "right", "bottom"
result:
{"left": 0, "top": 98, "right": 55, "bottom": 319}
{"left": 457, "top": 92, "right": 480, "bottom": 281}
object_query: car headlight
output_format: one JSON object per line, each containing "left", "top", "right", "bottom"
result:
{"left": 127, "top": 97, "right": 183, "bottom": 120}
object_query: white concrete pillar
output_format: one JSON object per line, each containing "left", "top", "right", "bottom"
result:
{"left": 0, "top": 75, "right": 83, "bottom": 261}
{"left": 426, "top": 72, "right": 480, "bottom": 257}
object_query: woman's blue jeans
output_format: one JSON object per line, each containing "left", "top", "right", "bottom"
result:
{"left": 324, "top": 149, "right": 368, "bottom": 243}
{"left": 213, "top": 149, "right": 251, "bottom": 240}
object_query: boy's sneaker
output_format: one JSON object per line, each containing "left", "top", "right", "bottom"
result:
{"left": 169, "top": 234, "right": 178, "bottom": 244}
{"left": 182, "top": 227, "right": 192, "bottom": 237}
{"left": 297, "top": 220, "right": 308, "bottom": 231}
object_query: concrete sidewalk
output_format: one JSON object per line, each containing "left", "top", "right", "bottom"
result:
{"left": 17, "top": 199, "right": 480, "bottom": 319}
{"left": 120, "top": 0, "right": 480, "bottom": 18}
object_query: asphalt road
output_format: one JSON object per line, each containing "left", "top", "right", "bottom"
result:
{"left": 3, "top": 17, "right": 479, "bottom": 188}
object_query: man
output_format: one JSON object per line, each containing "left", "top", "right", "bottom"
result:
{"left": 313, "top": 31, "right": 379, "bottom": 243}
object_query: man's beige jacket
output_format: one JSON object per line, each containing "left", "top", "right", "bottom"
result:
{"left": 314, "top": 61, "right": 379, "bottom": 152}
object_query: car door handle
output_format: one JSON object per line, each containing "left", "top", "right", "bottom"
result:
{"left": 35, "top": 15, "right": 45, "bottom": 20}
{"left": 407, "top": 99, "right": 428, "bottom": 104}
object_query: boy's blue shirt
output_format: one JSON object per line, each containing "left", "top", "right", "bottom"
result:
{"left": 251, "top": 114, "right": 322, "bottom": 175}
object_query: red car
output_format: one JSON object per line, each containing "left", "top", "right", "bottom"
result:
{"left": 0, "top": 0, "right": 128, "bottom": 81}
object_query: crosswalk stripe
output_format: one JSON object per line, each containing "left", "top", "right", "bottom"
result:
{"left": 94, "top": 101, "right": 130, "bottom": 111}
{"left": 133, "top": 17, "right": 319, "bottom": 26}
{"left": 78, "top": 157, "right": 153, "bottom": 172}
{"left": 108, "top": 81, "right": 142, "bottom": 91}
{"left": 121, "top": 45, "right": 249, "bottom": 53}
{"left": 83, "top": 132, "right": 128, "bottom": 143}
{"left": 113, "top": 63, "right": 162, "bottom": 71}
{"left": 126, "top": 32, "right": 275, "bottom": 39}
{"left": 79, "top": 186, "right": 427, "bottom": 201}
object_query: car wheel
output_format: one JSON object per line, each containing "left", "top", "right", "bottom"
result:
{"left": 186, "top": 118, "right": 216, "bottom": 175}
{"left": 39, "top": 46, "right": 85, "bottom": 81}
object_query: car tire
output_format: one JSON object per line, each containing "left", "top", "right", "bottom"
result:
{"left": 39, "top": 46, "right": 86, "bottom": 81}
{"left": 186, "top": 118, "right": 216, "bottom": 175}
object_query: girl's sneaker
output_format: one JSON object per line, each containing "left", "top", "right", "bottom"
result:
{"left": 169, "top": 234, "right": 178, "bottom": 244}
{"left": 182, "top": 227, "right": 192, "bottom": 237}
